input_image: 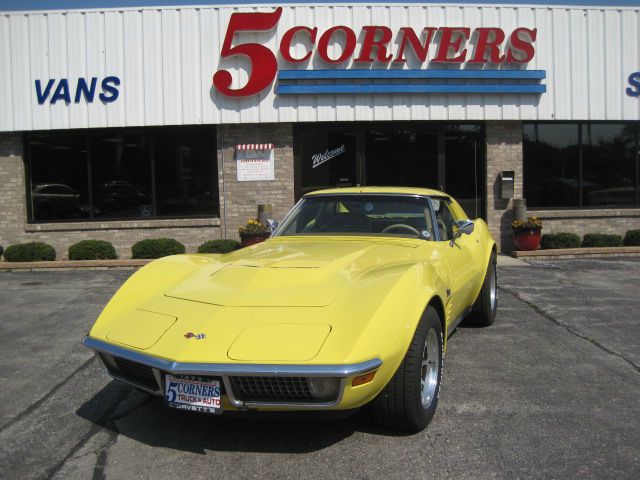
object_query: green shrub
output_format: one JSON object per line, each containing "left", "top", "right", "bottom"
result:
{"left": 623, "top": 229, "right": 640, "bottom": 246}
{"left": 197, "top": 239, "right": 241, "bottom": 254}
{"left": 3, "top": 242, "right": 56, "bottom": 262}
{"left": 540, "top": 232, "right": 581, "bottom": 250}
{"left": 68, "top": 240, "right": 117, "bottom": 260}
{"left": 131, "top": 238, "right": 185, "bottom": 259}
{"left": 581, "top": 233, "right": 623, "bottom": 248}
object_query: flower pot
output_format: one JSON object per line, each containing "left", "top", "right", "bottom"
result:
{"left": 513, "top": 228, "right": 542, "bottom": 251}
{"left": 240, "top": 233, "right": 270, "bottom": 248}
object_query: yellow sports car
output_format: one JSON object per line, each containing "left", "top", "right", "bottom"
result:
{"left": 84, "top": 187, "right": 497, "bottom": 432}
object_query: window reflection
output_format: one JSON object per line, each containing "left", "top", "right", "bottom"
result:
{"left": 444, "top": 125, "right": 483, "bottom": 218}
{"left": 91, "top": 131, "right": 152, "bottom": 219}
{"left": 27, "top": 126, "right": 219, "bottom": 223}
{"left": 582, "top": 124, "right": 636, "bottom": 206}
{"left": 298, "top": 128, "right": 358, "bottom": 195}
{"left": 153, "top": 126, "right": 218, "bottom": 217}
{"left": 29, "top": 132, "right": 91, "bottom": 221}
{"left": 524, "top": 123, "right": 638, "bottom": 208}
{"left": 523, "top": 124, "right": 580, "bottom": 207}
{"left": 365, "top": 129, "right": 438, "bottom": 188}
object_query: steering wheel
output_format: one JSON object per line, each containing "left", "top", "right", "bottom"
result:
{"left": 381, "top": 224, "right": 421, "bottom": 236}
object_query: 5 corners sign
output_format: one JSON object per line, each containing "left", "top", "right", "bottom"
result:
{"left": 212, "top": 7, "right": 539, "bottom": 98}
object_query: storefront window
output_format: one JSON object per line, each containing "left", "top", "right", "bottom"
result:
{"left": 90, "top": 131, "right": 152, "bottom": 219}
{"left": 524, "top": 122, "right": 638, "bottom": 208}
{"left": 29, "top": 132, "right": 90, "bottom": 221}
{"left": 26, "top": 126, "right": 218, "bottom": 222}
{"left": 153, "top": 126, "right": 218, "bottom": 216}
{"left": 523, "top": 124, "right": 580, "bottom": 207}
{"left": 582, "top": 124, "right": 636, "bottom": 206}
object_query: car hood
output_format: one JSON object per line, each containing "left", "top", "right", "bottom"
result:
{"left": 165, "top": 237, "right": 419, "bottom": 307}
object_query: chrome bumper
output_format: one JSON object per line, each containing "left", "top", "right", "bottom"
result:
{"left": 83, "top": 336, "right": 381, "bottom": 410}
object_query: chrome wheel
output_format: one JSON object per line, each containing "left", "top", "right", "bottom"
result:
{"left": 490, "top": 263, "right": 497, "bottom": 314}
{"left": 420, "top": 327, "right": 440, "bottom": 409}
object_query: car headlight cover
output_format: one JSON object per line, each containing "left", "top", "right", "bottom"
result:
{"left": 308, "top": 377, "right": 341, "bottom": 402}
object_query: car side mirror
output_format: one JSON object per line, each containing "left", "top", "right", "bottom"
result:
{"left": 449, "top": 220, "right": 474, "bottom": 247}
{"left": 267, "top": 219, "right": 279, "bottom": 235}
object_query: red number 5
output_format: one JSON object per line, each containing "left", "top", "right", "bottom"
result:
{"left": 213, "top": 7, "right": 282, "bottom": 97}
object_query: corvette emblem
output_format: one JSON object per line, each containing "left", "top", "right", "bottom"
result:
{"left": 184, "top": 332, "right": 206, "bottom": 340}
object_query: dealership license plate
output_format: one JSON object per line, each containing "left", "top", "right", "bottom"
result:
{"left": 164, "top": 375, "right": 222, "bottom": 414}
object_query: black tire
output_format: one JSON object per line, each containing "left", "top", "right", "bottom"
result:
{"left": 469, "top": 253, "right": 498, "bottom": 327}
{"left": 372, "top": 306, "right": 443, "bottom": 432}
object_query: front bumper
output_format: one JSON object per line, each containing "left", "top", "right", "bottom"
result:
{"left": 83, "top": 336, "right": 382, "bottom": 410}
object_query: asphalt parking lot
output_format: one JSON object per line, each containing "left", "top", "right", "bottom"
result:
{"left": 0, "top": 257, "right": 639, "bottom": 480}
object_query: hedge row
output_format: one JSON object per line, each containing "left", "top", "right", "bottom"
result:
{"left": 1, "top": 237, "right": 243, "bottom": 262}
{"left": 541, "top": 230, "right": 640, "bottom": 249}
{"left": 540, "top": 233, "right": 581, "bottom": 250}
{"left": 69, "top": 240, "right": 117, "bottom": 260}
{"left": 4, "top": 230, "right": 637, "bottom": 260}
{"left": 3, "top": 242, "right": 56, "bottom": 262}
{"left": 197, "top": 239, "right": 242, "bottom": 254}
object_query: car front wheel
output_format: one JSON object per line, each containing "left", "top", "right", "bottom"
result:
{"left": 372, "top": 305, "right": 443, "bottom": 432}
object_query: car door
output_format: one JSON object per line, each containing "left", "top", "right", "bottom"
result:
{"left": 431, "top": 197, "right": 477, "bottom": 330}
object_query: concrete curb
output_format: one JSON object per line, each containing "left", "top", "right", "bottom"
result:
{"left": 512, "top": 246, "right": 640, "bottom": 260}
{"left": 0, "top": 259, "right": 152, "bottom": 271}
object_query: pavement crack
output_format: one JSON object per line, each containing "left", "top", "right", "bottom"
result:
{"left": 45, "top": 391, "right": 153, "bottom": 480}
{"left": 499, "top": 285, "right": 640, "bottom": 374}
{"left": 0, "top": 355, "right": 97, "bottom": 433}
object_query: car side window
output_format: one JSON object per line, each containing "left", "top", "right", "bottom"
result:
{"left": 432, "top": 198, "right": 456, "bottom": 241}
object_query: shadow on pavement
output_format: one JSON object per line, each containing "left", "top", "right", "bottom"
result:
{"left": 77, "top": 380, "right": 414, "bottom": 455}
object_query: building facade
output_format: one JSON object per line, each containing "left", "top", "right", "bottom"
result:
{"left": 1, "top": 0, "right": 639, "bottom": 257}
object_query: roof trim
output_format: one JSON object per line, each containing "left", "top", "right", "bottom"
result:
{"left": 2, "top": 1, "right": 639, "bottom": 13}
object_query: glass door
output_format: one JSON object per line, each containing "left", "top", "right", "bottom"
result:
{"left": 363, "top": 128, "right": 439, "bottom": 189}
{"left": 294, "top": 122, "right": 485, "bottom": 219}
{"left": 296, "top": 127, "right": 358, "bottom": 196}
{"left": 444, "top": 125, "right": 484, "bottom": 219}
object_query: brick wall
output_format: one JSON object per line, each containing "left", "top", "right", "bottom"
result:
{"left": 485, "top": 121, "right": 523, "bottom": 252}
{"left": 217, "top": 123, "right": 295, "bottom": 239}
{"left": 528, "top": 209, "right": 640, "bottom": 239}
{"left": 0, "top": 133, "right": 27, "bottom": 248}
{"left": 0, "top": 132, "right": 222, "bottom": 259}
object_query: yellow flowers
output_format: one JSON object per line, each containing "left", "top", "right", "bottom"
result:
{"left": 239, "top": 218, "right": 269, "bottom": 236}
{"left": 511, "top": 216, "right": 543, "bottom": 230}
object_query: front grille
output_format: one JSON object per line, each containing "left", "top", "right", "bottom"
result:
{"left": 230, "top": 376, "right": 314, "bottom": 403}
{"left": 110, "top": 356, "right": 158, "bottom": 391}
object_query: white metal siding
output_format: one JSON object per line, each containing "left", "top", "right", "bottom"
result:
{"left": 0, "top": 3, "right": 639, "bottom": 131}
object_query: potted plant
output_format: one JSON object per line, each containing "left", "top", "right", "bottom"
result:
{"left": 239, "top": 219, "right": 271, "bottom": 247}
{"left": 512, "top": 216, "right": 543, "bottom": 251}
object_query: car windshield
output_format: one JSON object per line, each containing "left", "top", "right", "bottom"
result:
{"left": 276, "top": 194, "right": 434, "bottom": 239}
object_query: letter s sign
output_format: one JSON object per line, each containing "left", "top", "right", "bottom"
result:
{"left": 213, "top": 7, "right": 282, "bottom": 97}
{"left": 627, "top": 72, "right": 640, "bottom": 98}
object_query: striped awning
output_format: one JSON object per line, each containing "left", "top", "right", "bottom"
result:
{"left": 235, "top": 143, "right": 275, "bottom": 150}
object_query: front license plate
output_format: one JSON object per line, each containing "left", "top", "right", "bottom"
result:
{"left": 164, "top": 375, "right": 222, "bottom": 414}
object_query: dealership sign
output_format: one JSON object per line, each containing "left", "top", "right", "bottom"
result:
{"left": 213, "top": 7, "right": 545, "bottom": 98}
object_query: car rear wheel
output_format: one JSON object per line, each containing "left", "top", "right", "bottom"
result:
{"left": 372, "top": 306, "right": 443, "bottom": 432}
{"left": 469, "top": 253, "right": 497, "bottom": 327}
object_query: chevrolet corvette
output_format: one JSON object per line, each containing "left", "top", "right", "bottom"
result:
{"left": 83, "top": 187, "right": 497, "bottom": 432}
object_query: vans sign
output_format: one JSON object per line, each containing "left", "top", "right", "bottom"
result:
{"left": 35, "top": 76, "right": 121, "bottom": 105}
